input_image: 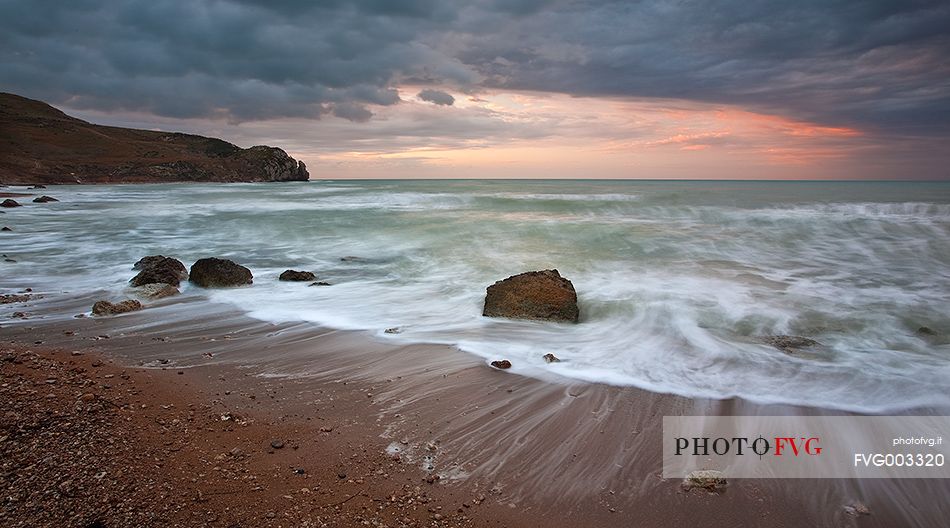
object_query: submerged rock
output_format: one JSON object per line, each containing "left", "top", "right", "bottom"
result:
{"left": 135, "top": 283, "right": 180, "bottom": 299}
{"left": 130, "top": 255, "right": 188, "bottom": 286}
{"left": 1, "top": 227, "right": 10, "bottom": 231}
{"left": 308, "top": 281, "right": 331, "bottom": 287}
{"left": 483, "top": 269, "right": 579, "bottom": 323}
{"left": 189, "top": 257, "right": 252, "bottom": 288}
{"left": 763, "top": 335, "right": 820, "bottom": 353}
{"left": 915, "top": 326, "right": 947, "bottom": 345}
{"left": 30, "top": 184, "right": 47, "bottom": 189}
{"left": 542, "top": 353, "right": 561, "bottom": 363}
{"left": 279, "top": 270, "right": 316, "bottom": 282}
{"left": 92, "top": 299, "right": 142, "bottom": 316}
{"left": 32, "top": 195, "right": 58, "bottom": 203}
{"left": 384, "top": 327, "right": 401, "bottom": 334}
{"left": 1, "top": 199, "right": 21, "bottom": 208}
{"left": 490, "top": 360, "right": 512, "bottom": 369}
{"left": 682, "top": 470, "right": 727, "bottom": 493}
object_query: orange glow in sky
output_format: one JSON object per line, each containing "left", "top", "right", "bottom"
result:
{"left": 296, "top": 88, "right": 870, "bottom": 179}
{"left": 69, "top": 87, "right": 890, "bottom": 180}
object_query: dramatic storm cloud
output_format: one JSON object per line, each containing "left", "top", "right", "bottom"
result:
{"left": 1, "top": 0, "right": 948, "bottom": 178}
{"left": 459, "top": 0, "right": 950, "bottom": 135}
{"left": 0, "top": 0, "right": 472, "bottom": 121}
{"left": 3, "top": 0, "right": 947, "bottom": 130}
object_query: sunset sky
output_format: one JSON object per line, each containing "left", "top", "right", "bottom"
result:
{"left": 2, "top": 1, "right": 948, "bottom": 179}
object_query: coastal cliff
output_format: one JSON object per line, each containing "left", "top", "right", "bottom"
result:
{"left": 0, "top": 93, "right": 309, "bottom": 184}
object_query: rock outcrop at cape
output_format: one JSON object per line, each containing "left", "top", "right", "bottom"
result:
{"left": 0, "top": 92, "right": 309, "bottom": 185}
{"left": 482, "top": 269, "right": 579, "bottom": 323}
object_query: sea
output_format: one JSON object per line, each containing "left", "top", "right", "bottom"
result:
{"left": 4, "top": 179, "right": 949, "bottom": 412}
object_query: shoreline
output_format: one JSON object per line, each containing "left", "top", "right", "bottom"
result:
{"left": 3, "top": 291, "right": 949, "bottom": 526}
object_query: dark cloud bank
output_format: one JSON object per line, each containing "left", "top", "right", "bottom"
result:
{"left": 1, "top": 0, "right": 948, "bottom": 137}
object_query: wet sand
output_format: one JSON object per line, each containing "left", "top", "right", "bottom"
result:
{"left": 2, "top": 289, "right": 948, "bottom": 526}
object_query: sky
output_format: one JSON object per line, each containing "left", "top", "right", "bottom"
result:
{"left": 1, "top": 0, "right": 949, "bottom": 180}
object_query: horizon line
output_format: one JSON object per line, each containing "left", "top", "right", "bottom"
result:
{"left": 308, "top": 178, "right": 950, "bottom": 183}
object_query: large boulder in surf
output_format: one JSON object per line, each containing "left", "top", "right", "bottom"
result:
{"left": 189, "top": 257, "right": 253, "bottom": 288}
{"left": 279, "top": 269, "right": 316, "bottom": 282}
{"left": 483, "top": 269, "right": 579, "bottom": 323}
{"left": 1, "top": 199, "right": 21, "bottom": 208}
{"left": 130, "top": 255, "right": 188, "bottom": 287}
{"left": 92, "top": 299, "right": 142, "bottom": 316}
{"left": 32, "top": 195, "right": 58, "bottom": 203}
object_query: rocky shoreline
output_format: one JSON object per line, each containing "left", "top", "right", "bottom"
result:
{"left": 83, "top": 252, "right": 840, "bottom": 376}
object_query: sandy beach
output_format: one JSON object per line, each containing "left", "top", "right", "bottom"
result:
{"left": 3, "top": 287, "right": 947, "bottom": 527}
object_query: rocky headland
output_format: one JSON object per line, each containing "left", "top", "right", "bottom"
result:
{"left": 0, "top": 92, "right": 309, "bottom": 185}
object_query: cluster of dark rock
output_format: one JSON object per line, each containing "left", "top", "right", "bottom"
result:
{"left": 1, "top": 191, "right": 60, "bottom": 232}
{"left": 1, "top": 195, "right": 59, "bottom": 208}
{"left": 87, "top": 259, "right": 851, "bottom": 374}
{"left": 92, "top": 255, "right": 326, "bottom": 316}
